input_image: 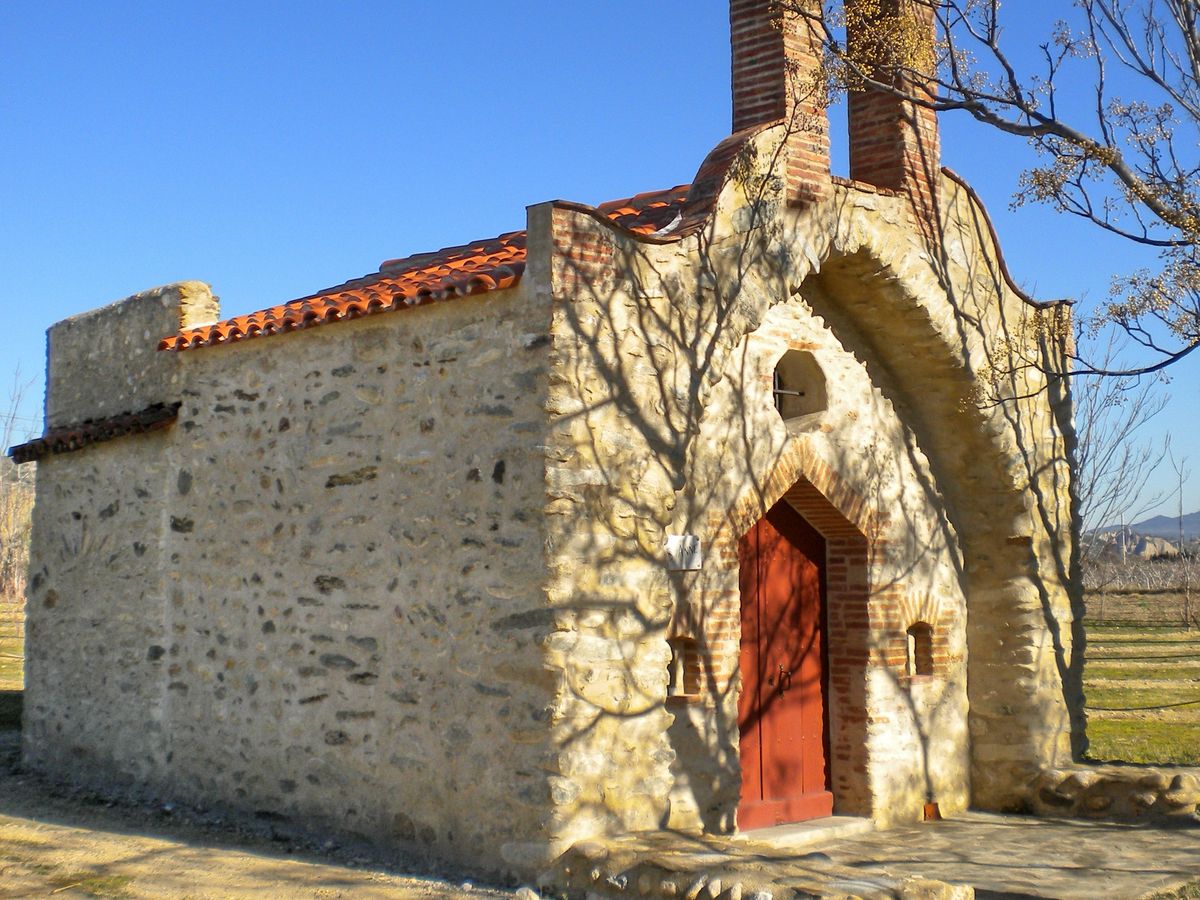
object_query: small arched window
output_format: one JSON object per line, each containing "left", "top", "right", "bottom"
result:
{"left": 772, "top": 350, "right": 828, "bottom": 422}
{"left": 906, "top": 623, "right": 934, "bottom": 678}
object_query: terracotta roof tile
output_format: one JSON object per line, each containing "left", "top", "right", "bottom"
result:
{"left": 8, "top": 403, "right": 181, "bottom": 464}
{"left": 159, "top": 127, "right": 762, "bottom": 353}
{"left": 160, "top": 185, "right": 695, "bottom": 353}
{"left": 549, "top": 128, "right": 758, "bottom": 241}
{"left": 160, "top": 125, "right": 763, "bottom": 354}
{"left": 595, "top": 186, "right": 691, "bottom": 235}
{"left": 160, "top": 231, "right": 528, "bottom": 352}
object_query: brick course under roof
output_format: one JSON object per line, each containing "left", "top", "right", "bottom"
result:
{"left": 159, "top": 185, "right": 693, "bottom": 353}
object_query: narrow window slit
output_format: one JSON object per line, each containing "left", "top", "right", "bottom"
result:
{"left": 667, "top": 637, "right": 703, "bottom": 699}
{"left": 906, "top": 622, "right": 934, "bottom": 678}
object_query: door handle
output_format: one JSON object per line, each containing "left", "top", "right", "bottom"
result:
{"left": 778, "top": 664, "right": 791, "bottom": 695}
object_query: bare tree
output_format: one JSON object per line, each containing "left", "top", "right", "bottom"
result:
{"left": 1072, "top": 337, "right": 1197, "bottom": 620}
{"left": 0, "top": 374, "right": 35, "bottom": 650}
{"left": 1073, "top": 333, "right": 1169, "bottom": 569}
{"left": 798, "top": 0, "right": 1200, "bottom": 376}
{"left": 1167, "top": 448, "right": 1195, "bottom": 625}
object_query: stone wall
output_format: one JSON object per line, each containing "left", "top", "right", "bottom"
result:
{"left": 24, "top": 278, "right": 561, "bottom": 877}
{"left": 24, "top": 434, "right": 174, "bottom": 784}
{"left": 25, "top": 283, "right": 215, "bottom": 781}
{"left": 1028, "top": 764, "right": 1200, "bottom": 821}
{"left": 44, "top": 282, "right": 216, "bottom": 428}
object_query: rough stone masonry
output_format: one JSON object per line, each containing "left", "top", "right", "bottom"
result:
{"left": 13, "top": 0, "right": 1197, "bottom": 885}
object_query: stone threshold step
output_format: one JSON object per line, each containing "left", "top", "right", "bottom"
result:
{"left": 734, "top": 816, "right": 875, "bottom": 852}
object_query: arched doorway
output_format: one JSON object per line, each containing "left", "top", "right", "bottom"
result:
{"left": 737, "top": 498, "right": 832, "bottom": 828}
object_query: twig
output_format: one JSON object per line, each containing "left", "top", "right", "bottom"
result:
{"left": 1086, "top": 697, "right": 1200, "bottom": 711}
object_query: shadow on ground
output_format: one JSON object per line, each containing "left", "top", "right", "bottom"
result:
{"left": 0, "top": 689, "right": 21, "bottom": 730}
{"left": 0, "top": 712, "right": 515, "bottom": 899}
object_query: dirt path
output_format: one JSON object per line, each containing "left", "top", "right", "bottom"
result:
{"left": 0, "top": 730, "right": 518, "bottom": 899}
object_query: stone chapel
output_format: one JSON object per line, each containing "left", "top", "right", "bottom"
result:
{"left": 14, "top": 0, "right": 1134, "bottom": 882}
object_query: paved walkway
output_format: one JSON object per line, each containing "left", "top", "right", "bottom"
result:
{"left": 550, "top": 812, "right": 1200, "bottom": 898}
{"left": 820, "top": 812, "right": 1200, "bottom": 898}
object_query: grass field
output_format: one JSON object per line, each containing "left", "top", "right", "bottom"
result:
{"left": 0, "top": 617, "right": 22, "bottom": 728}
{"left": 0, "top": 634, "right": 21, "bottom": 693}
{"left": 0, "top": 588, "right": 23, "bottom": 687}
{"left": 1085, "top": 588, "right": 1197, "bottom": 626}
{"left": 1, "top": 600, "right": 25, "bottom": 730}
{"left": 1083, "top": 599, "right": 1200, "bottom": 766}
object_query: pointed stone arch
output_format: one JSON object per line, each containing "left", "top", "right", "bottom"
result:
{"left": 792, "top": 223, "right": 1080, "bottom": 804}
{"left": 679, "top": 183, "right": 1078, "bottom": 814}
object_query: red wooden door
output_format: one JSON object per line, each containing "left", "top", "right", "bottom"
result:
{"left": 737, "top": 500, "right": 832, "bottom": 829}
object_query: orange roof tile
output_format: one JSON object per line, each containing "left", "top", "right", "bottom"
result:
{"left": 595, "top": 185, "right": 691, "bottom": 235}
{"left": 161, "top": 185, "right": 693, "bottom": 352}
{"left": 160, "top": 123, "right": 771, "bottom": 354}
{"left": 8, "top": 403, "right": 181, "bottom": 464}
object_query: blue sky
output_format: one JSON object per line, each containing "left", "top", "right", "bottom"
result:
{"left": 1, "top": 1, "right": 1195, "bottom": 520}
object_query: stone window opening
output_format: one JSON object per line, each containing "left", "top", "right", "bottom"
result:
{"left": 666, "top": 636, "right": 702, "bottom": 701}
{"left": 906, "top": 622, "right": 934, "bottom": 679}
{"left": 772, "top": 350, "right": 828, "bottom": 425}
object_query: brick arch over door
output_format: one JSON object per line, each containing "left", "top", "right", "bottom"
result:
{"left": 712, "top": 439, "right": 881, "bottom": 817}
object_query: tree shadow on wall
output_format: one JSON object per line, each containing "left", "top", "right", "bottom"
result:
{"left": 539, "top": 115, "right": 1080, "bottom": 842}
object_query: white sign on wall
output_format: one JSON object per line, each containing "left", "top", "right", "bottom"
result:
{"left": 665, "top": 534, "right": 703, "bottom": 571}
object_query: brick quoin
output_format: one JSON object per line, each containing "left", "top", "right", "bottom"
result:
{"left": 549, "top": 209, "right": 615, "bottom": 293}
{"left": 730, "top": 0, "right": 829, "bottom": 205}
{"left": 846, "top": 0, "right": 941, "bottom": 222}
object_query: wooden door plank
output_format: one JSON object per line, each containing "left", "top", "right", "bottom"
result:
{"left": 737, "top": 499, "right": 833, "bottom": 829}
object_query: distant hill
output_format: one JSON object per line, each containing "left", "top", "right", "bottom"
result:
{"left": 1124, "top": 511, "right": 1200, "bottom": 541}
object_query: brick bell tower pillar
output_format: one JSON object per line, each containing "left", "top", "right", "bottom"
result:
{"left": 730, "top": 0, "right": 831, "bottom": 205}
